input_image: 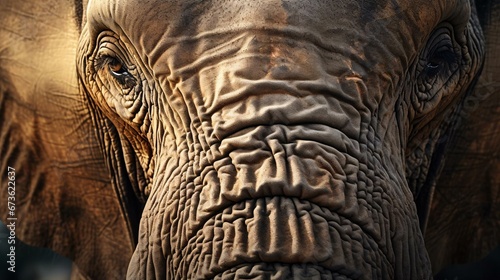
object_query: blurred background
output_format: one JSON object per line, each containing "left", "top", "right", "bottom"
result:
{"left": 0, "top": 221, "right": 72, "bottom": 280}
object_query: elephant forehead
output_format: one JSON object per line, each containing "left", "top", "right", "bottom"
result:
{"left": 86, "top": 0, "right": 471, "bottom": 77}
{"left": 86, "top": 0, "right": 450, "bottom": 48}
{"left": 88, "top": 0, "right": 420, "bottom": 27}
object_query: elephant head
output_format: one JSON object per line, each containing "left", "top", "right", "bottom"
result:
{"left": 0, "top": 0, "right": 496, "bottom": 279}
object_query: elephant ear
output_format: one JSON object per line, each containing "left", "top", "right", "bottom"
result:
{"left": 425, "top": 0, "right": 500, "bottom": 274}
{"left": 0, "top": 1, "right": 139, "bottom": 279}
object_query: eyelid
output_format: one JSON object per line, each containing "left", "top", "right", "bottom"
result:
{"left": 94, "top": 55, "right": 123, "bottom": 72}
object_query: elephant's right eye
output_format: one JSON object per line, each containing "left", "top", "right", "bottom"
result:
{"left": 95, "top": 55, "right": 136, "bottom": 89}
{"left": 108, "top": 58, "right": 127, "bottom": 75}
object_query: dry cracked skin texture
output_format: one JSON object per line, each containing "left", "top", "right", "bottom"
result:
{"left": 0, "top": 0, "right": 494, "bottom": 279}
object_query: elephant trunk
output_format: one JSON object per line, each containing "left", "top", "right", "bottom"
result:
{"left": 127, "top": 33, "right": 431, "bottom": 279}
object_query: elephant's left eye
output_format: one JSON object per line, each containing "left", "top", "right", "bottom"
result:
{"left": 424, "top": 49, "right": 459, "bottom": 78}
{"left": 421, "top": 29, "right": 461, "bottom": 80}
{"left": 411, "top": 25, "right": 467, "bottom": 116}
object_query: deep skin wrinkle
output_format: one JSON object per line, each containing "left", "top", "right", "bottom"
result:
{"left": 76, "top": 0, "right": 483, "bottom": 279}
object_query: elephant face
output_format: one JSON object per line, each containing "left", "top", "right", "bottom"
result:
{"left": 76, "top": 0, "right": 483, "bottom": 278}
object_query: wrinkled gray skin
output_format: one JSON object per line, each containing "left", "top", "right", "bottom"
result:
{"left": 425, "top": 0, "right": 500, "bottom": 273}
{"left": 0, "top": 0, "right": 494, "bottom": 279}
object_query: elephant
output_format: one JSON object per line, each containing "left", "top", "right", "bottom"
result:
{"left": 425, "top": 0, "right": 500, "bottom": 273}
{"left": 0, "top": 0, "right": 498, "bottom": 279}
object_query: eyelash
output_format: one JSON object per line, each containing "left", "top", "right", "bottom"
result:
{"left": 95, "top": 56, "right": 136, "bottom": 88}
